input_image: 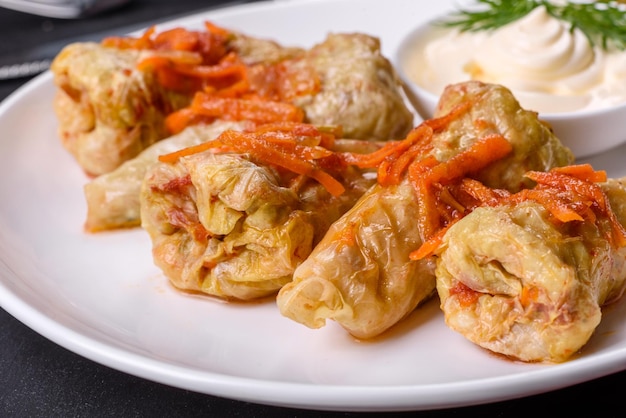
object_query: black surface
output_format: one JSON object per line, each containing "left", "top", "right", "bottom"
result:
{"left": 0, "top": 1, "right": 625, "bottom": 416}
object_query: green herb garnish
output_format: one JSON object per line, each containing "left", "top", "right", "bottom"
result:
{"left": 440, "top": 0, "right": 626, "bottom": 50}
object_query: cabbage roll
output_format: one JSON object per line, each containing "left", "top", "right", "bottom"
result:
{"left": 84, "top": 121, "right": 249, "bottom": 232}
{"left": 435, "top": 176, "right": 626, "bottom": 363}
{"left": 276, "top": 81, "right": 574, "bottom": 339}
{"left": 289, "top": 33, "right": 413, "bottom": 140}
{"left": 51, "top": 31, "right": 303, "bottom": 176}
{"left": 52, "top": 42, "right": 192, "bottom": 176}
{"left": 140, "top": 129, "right": 379, "bottom": 300}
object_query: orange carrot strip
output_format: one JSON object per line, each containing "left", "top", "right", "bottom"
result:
{"left": 341, "top": 124, "right": 433, "bottom": 169}
{"left": 158, "top": 139, "right": 224, "bottom": 163}
{"left": 211, "top": 78, "right": 250, "bottom": 98}
{"left": 410, "top": 224, "right": 452, "bottom": 260}
{"left": 204, "top": 21, "right": 231, "bottom": 36}
{"left": 503, "top": 173, "right": 626, "bottom": 248}
{"left": 153, "top": 27, "right": 201, "bottom": 51}
{"left": 459, "top": 178, "right": 511, "bottom": 207}
{"left": 340, "top": 139, "right": 405, "bottom": 168}
{"left": 408, "top": 156, "right": 440, "bottom": 241}
{"left": 424, "top": 134, "right": 512, "bottom": 186}
{"left": 165, "top": 107, "right": 215, "bottom": 135}
{"left": 448, "top": 281, "right": 481, "bottom": 308}
{"left": 253, "top": 122, "right": 335, "bottom": 147}
{"left": 527, "top": 170, "right": 625, "bottom": 247}
{"left": 423, "top": 101, "right": 472, "bottom": 131}
{"left": 525, "top": 171, "right": 607, "bottom": 211}
{"left": 191, "top": 94, "right": 304, "bottom": 124}
{"left": 159, "top": 128, "right": 346, "bottom": 196}
{"left": 216, "top": 131, "right": 346, "bottom": 196}
{"left": 506, "top": 189, "right": 585, "bottom": 223}
{"left": 161, "top": 123, "right": 327, "bottom": 161}
{"left": 346, "top": 101, "right": 472, "bottom": 182}
{"left": 102, "top": 26, "right": 156, "bottom": 49}
{"left": 172, "top": 62, "right": 247, "bottom": 79}
{"left": 408, "top": 135, "right": 512, "bottom": 244}
{"left": 380, "top": 139, "right": 433, "bottom": 187}
{"left": 137, "top": 55, "right": 197, "bottom": 72}
{"left": 551, "top": 164, "right": 607, "bottom": 183}
{"left": 307, "top": 169, "right": 346, "bottom": 197}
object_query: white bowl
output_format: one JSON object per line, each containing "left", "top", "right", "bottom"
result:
{"left": 395, "top": 20, "right": 626, "bottom": 159}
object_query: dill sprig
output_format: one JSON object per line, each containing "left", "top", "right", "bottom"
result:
{"left": 440, "top": 0, "right": 626, "bottom": 50}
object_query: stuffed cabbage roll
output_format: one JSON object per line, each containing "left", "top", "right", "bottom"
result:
{"left": 51, "top": 27, "right": 304, "bottom": 176}
{"left": 164, "top": 32, "right": 414, "bottom": 141}
{"left": 276, "top": 81, "right": 574, "bottom": 339}
{"left": 436, "top": 172, "right": 626, "bottom": 363}
{"left": 84, "top": 121, "right": 249, "bottom": 232}
{"left": 289, "top": 33, "right": 414, "bottom": 140}
{"left": 52, "top": 42, "right": 192, "bottom": 176}
{"left": 140, "top": 125, "right": 379, "bottom": 300}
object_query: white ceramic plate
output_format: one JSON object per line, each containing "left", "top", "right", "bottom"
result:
{"left": 1, "top": 0, "right": 626, "bottom": 412}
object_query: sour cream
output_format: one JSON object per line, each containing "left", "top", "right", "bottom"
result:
{"left": 403, "top": 6, "right": 626, "bottom": 114}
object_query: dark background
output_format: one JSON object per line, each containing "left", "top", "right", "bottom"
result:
{"left": 0, "top": 1, "right": 624, "bottom": 416}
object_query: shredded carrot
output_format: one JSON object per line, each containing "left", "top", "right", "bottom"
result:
{"left": 340, "top": 101, "right": 471, "bottom": 171}
{"left": 102, "top": 22, "right": 324, "bottom": 134}
{"left": 102, "top": 26, "right": 156, "bottom": 49}
{"left": 341, "top": 124, "right": 434, "bottom": 169}
{"left": 415, "top": 163, "right": 626, "bottom": 256}
{"left": 409, "top": 156, "right": 441, "bottom": 240}
{"left": 508, "top": 189, "right": 586, "bottom": 223}
{"left": 190, "top": 92, "right": 304, "bottom": 124}
{"left": 172, "top": 61, "right": 247, "bottom": 81}
{"left": 551, "top": 164, "right": 607, "bottom": 183}
{"left": 165, "top": 107, "right": 215, "bottom": 135}
{"left": 410, "top": 224, "right": 451, "bottom": 260}
{"left": 208, "top": 77, "right": 250, "bottom": 98}
{"left": 458, "top": 178, "right": 511, "bottom": 207}
{"left": 343, "top": 101, "right": 474, "bottom": 188}
{"left": 102, "top": 23, "right": 231, "bottom": 63}
{"left": 136, "top": 52, "right": 247, "bottom": 94}
{"left": 158, "top": 123, "right": 348, "bottom": 196}
{"left": 423, "top": 100, "right": 472, "bottom": 131}
{"left": 423, "top": 134, "right": 512, "bottom": 186}
{"left": 522, "top": 168, "right": 626, "bottom": 247}
{"left": 152, "top": 27, "right": 204, "bottom": 52}
{"left": 411, "top": 134, "right": 513, "bottom": 242}
{"left": 378, "top": 135, "right": 434, "bottom": 187}
{"left": 525, "top": 171, "right": 607, "bottom": 213}
{"left": 251, "top": 122, "right": 337, "bottom": 149}
{"left": 204, "top": 21, "right": 231, "bottom": 36}
{"left": 136, "top": 54, "right": 200, "bottom": 71}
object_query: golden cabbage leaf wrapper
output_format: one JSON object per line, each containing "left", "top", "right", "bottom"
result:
{"left": 287, "top": 33, "right": 413, "bottom": 141}
{"left": 276, "top": 81, "right": 574, "bottom": 339}
{"left": 140, "top": 124, "right": 379, "bottom": 300}
{"left": 84, "top": 121, "right": 249, "bottom": 232}
{"left": 52, "top": 42, "right": 192, "bottom": 176}
{"left": 436, "top": 170, "right": 626, "bottom": 363}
